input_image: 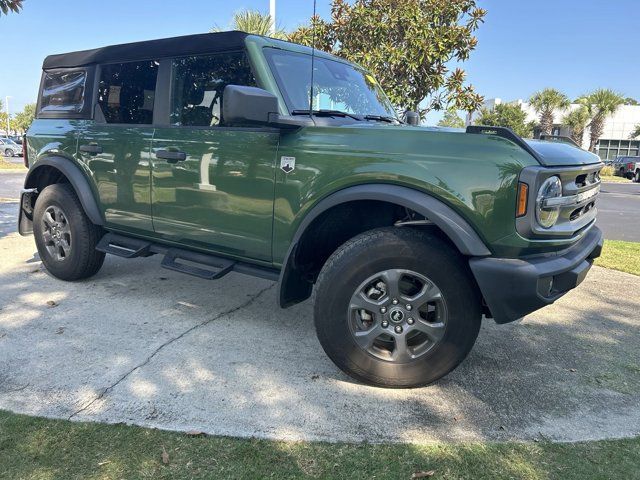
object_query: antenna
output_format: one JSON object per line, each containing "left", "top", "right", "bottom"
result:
{"left": 308, "top": 0, "right": 317, "bottom": 123}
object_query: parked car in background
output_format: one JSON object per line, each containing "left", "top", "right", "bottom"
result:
{"left": 0, "top": 138, "right": 23, "bottom": 157}
{"left": 10, "top": 136, "right": 23, "bottom": 145}
{"left": 612, "top": 156, "right": 640, "bottom": 180}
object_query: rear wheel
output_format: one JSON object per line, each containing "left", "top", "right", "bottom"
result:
{"left": 313, "top": 227, "right": 482, "bottom": 388}
{"left": 635, "top": 170, "right": 640, "bottom": 183}
{"left": 33, "top": 183, "right": 105, "bottom": 281}
{"left": 4, "top": 148, "right": 11, "bottom": 157}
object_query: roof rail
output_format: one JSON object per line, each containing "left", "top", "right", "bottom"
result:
{"left": 466, "top": 125, "right": 543, "bottom": 162}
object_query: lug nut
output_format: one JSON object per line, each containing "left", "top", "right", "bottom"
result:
{"left": 381, "top": 320, "right": 389, "bottom": 328}
{"left": 394, "top": 325, "right": 403, "bottom": 334}
{"left": 392, "top": 298, "right": 399, "bottom": 305}
{"left": 406, "top": 304, "right": 412, "bottom": 311}
{"left": 380, "top": 307, "right": 387, "bottom": 314}
{"left": 407, "top": 317, "right": 415, "bottom": 325}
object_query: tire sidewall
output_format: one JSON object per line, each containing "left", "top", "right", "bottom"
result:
{"left": 314, "top": 229, "right": 481, "bottom": 387}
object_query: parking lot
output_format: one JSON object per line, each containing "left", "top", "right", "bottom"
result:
{"left": 1, "top": 171, "right": 639, "bottom": 444}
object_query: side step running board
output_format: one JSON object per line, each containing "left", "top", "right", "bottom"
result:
{"left": 161, "top": 249, "right": 235, "bottom": 280}
{"left": 96, "top": 233, "right": 153, "bottom": 258}
{"left": 95, "top": 232, "right": 280, "bottom": 282}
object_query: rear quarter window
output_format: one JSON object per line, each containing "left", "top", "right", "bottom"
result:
{"left": 39, "top": 70, "right": 87, "bottom": 115}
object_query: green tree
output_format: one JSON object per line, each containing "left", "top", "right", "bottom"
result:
{"left": 562, "top": 106, "right": 590, "bottom": 147}
{"left": 624, "top": 97, "right": 638, "bottom": 105}
{"left": 13, "top": 103, "right": 36, "bottom": 133}
{"left": 211, "top": 9, "right": 287, "bottom": 39}
{"left": 437, "top": 109, "right": 466, "bottom": 128}
{"left": 528, "top": 88, "right": 570, "bottom": 136}
{"left": 630, "top": 124, "right": 640, "bottom": 139}
{"left": 0, "top": 0, "right": 22, "bottom": 16}
{"left": 289, "top": 0, "right": 486, "bottom": 119}
{"left": 475, "top": 103, "right": 534, "bottom": 138}
{"left": 578, "top": 89, "right": 625, "bottom": 151}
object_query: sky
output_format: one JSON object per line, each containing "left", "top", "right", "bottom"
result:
{"left": 1, "top": 0, "right": 638, "bottom": 124}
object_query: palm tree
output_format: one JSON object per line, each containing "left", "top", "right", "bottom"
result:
{"left": 562, "top": 106, "right": 590, "bottom": 147}
{"left": 0, "top": 0, "right": 22, "bottom": 16}
{"left": 211, "top": 9, "right": 287, "bottom": 40}
{"left": 529, "top": 88, "right": 570, "bottom": 136}
{"left": 578, "top": 89, "right": 626, "bottom": 151}
{"left": 630, "top": 124, "right": 640, "bottom": 139}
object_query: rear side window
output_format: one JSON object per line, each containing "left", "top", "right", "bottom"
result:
{"left": 170, "top": 52, "right": 256, "bottom": 127}
{"left": 39, "top": 70, "right": 86, "bottom": 114}
{"left": 97, "top": 60, "right": 159, "bottom": 124}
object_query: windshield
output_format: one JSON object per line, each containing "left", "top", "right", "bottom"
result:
{"left": 264, "top": 48, "right": 397, "bottom": 119}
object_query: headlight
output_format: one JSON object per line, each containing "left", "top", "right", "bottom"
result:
{"left": 536, "top": 176, "right": 562, "bottom": 228}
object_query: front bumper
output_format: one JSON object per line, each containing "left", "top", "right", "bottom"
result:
{"left": 469, "top": 226, "right": 604, "bottom": 324}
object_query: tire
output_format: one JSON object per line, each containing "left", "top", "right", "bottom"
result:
{"left": 33, "top": 183, "right": 105, "bottom": 281}
{"left": 635, "top": 170, "right": 640, "bottom": 183}
{"left": 4, "top": 149, "right": 11, "bottom": 157}
{"left": 313, "top": 227, "right": 482, "bottom": 388}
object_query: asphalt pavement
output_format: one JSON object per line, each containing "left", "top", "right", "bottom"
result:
{"left": 597, "top": 182, "right": 640, "bottom": 241}
{"left": 0, "top": 170, "right": 639, "bottom": 443}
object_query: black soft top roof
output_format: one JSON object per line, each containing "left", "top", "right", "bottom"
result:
{"left": 43, "top": 31, "right": 249, "bottom": 69}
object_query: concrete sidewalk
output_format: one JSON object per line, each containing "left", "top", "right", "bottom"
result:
{"left": 1, "top": 228, "right": 639, "bottom": 444}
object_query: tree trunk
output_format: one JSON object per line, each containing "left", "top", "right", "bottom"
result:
{"left": 540, "top": 111, "right": 553, "bottom": 136}
{"left": 589, "top": 115, "right": 605, "bottom": 152}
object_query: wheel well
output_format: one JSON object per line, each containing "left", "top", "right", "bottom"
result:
{"left": 280, "top": 200, "right": 458, "bottom": 307}
{"left": 25, "top": 165, "right": 71, "bottom": 191}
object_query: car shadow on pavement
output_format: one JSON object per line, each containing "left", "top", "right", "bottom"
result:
{"left": 0, "top": 236, "right": 639, "bottom": 444}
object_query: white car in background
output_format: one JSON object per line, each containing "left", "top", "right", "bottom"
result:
{"left": 0, "top": 138, "right": 23, "bottom": 157}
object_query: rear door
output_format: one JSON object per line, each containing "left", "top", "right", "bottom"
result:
{"left": 78, "top": 60, "right": 159, "bottom": 234}
{"left": 150, "top": 51, "right": 279, "bottom": 262}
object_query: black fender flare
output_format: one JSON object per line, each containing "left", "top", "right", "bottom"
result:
{"left": 24, "top": 156, "right": 104, "bottom": 226}
{"left": 278, "top": 184, "right": 492, "bottom": 307}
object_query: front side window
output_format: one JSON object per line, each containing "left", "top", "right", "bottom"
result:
{"left": 170, "top": 52, "right": 256, "bottom": 127}
{"left": 39, "top": 70, "right": 86, "bottom": 114}
{"left": 264, "top": 48, "right": 397, "bottom": 119}
{"left": 97, "top": 60, "right": 159, "bottom": 124}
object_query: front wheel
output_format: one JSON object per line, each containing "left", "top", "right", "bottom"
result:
{"left": 313, "top": 227, "right": 482, "bottom": 388}
{"left": 4, "top": 149, "right": 11, "bottom": 157}
{"left": 634, "top": 170, "right": 640, "bottom": 183}
{"left": 33, "top": 183, "right": 105, "bottom": 281}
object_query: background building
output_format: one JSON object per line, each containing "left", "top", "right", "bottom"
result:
{"left": 479, "top": 98, "right": 640, "bottom": 160}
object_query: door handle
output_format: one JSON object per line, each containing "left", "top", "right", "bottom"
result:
{"left": 156, "top": 149, "right": 187, "bottom": 163}
{"left": 79, "top": 143, "right": 103, "bottom": 154}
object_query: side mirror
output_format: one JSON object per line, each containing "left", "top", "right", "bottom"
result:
{"left": 404, "top": 111, "right": 420, "bottom": 126}
{"left": 223, "top": 85, "right": 279, "bottom": 126}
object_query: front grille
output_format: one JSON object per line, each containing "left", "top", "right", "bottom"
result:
{"left": 517, "top": 163, "right": 603, "bottom": 239}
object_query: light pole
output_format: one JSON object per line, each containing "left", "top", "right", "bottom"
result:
{"left": 269, "top": 0, "right": 276, "bottom": 35}
{"left": 4, "top": 96, "right": 10, "bottom": 136}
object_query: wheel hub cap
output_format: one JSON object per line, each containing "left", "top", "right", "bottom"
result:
{"left": 389, "top": 308, "right": 405, "bottom": 323}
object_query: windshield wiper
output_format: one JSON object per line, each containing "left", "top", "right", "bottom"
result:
{"left": 291, "top": 109, "right": 362, "bottom": 121}
{"left": 363, "top": 114, "right": 400, "bottom": 124}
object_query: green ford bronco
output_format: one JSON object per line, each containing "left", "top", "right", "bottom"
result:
{"left": 20, "top": 31, "right": 604, "bottom": 387}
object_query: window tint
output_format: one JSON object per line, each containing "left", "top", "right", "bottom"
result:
{"left": 170, "top": 52, "right": 256, "bottom": 127}
{"left": 39, "top": 70, "right": 86, "bottom": 113}
{"left": 97, "top": 60, "right": 158, "bottom": 124}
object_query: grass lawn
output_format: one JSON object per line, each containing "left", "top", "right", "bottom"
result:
{"left": 600, "top": 175, "right": 631, "bottom": 183}
{"left": 596, "top": 240, "right": 640, "bottom": 276}
{"left": 1, "top": 410, "right": 639, "bottom": 480}
{"left": 0, "top": 158, "right": 26, "bottom": 170}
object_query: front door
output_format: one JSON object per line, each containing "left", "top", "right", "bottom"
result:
{"left": 78, "top": 59, "right": 159, "bottom": 234}
{"left": 151, "top": 52, "right": 278, "bottom": 262}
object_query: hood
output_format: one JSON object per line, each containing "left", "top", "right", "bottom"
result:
{"left": 524, "top": 139, "right": 602, "bottom": 167}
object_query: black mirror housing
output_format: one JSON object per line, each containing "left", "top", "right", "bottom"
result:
{"left": 403, "top": 111, "right": 420, "bottom": 126}
{"left": 223, "top": 85, "right": 280, "bottom": 126}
